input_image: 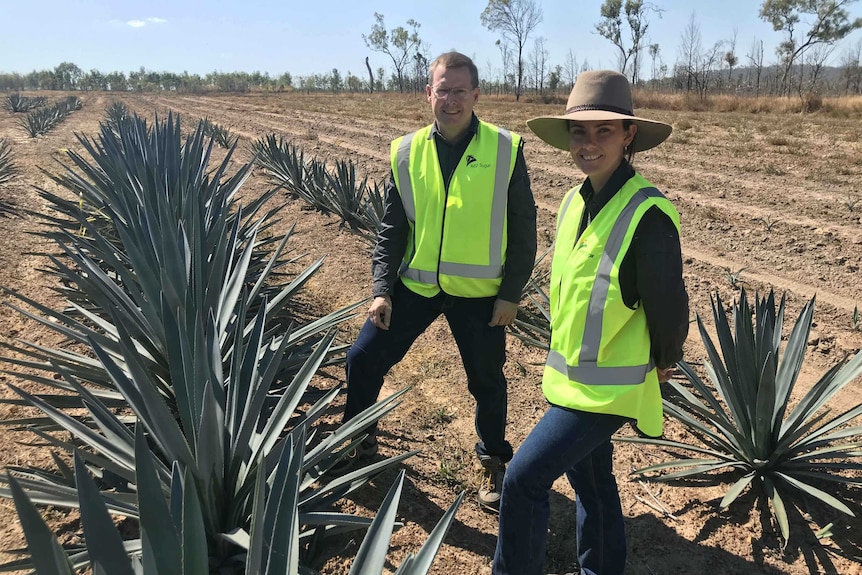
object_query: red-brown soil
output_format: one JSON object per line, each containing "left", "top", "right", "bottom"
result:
{"left": 1, "top": 91, "right": 861, "bottom": 575}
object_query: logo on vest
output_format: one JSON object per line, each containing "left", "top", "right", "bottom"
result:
{"left": 465, "top": 154, "right": 491, "bottom": 168}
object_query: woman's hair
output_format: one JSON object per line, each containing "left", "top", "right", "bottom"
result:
{"left": 623, "top": 120, "right": 636, "bottom": 165}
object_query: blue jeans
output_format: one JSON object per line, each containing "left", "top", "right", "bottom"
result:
{"left": 492, "top": 407, "right": 629, "bottom": 575}
{"left": 343, "top": 280, "right": 513, "bottom": 461}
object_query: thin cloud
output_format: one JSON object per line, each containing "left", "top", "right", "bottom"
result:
{"left": 126, "top": 17, "right": 167, "bottom": 28}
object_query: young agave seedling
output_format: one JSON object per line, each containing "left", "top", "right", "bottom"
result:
{"left": 723, "top": 265, "right": 747, "bottom": 289}
{"left": 758, "top": 215, "right": 781, "bottom": 232}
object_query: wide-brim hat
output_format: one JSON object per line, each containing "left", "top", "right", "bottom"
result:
{"left": 527, "top": 70, "right": 672, "bottom": 153}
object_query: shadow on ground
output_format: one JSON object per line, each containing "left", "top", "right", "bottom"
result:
{"left": 544, "top": 487, "right": 790, "bottom": 574}
{"left": 0, "top": 201, "right": 17, "bottom": 218}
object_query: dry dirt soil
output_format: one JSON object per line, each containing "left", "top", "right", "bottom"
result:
{"left": 1, "top": 91, "right": 862, "bottom": 575}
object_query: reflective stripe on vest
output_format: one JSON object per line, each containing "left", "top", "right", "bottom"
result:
{"left": 546, "top": 187, "right": 664, "bottom": 385}
{"left": 396, "top": 127, "right": 513, "bottom": 281}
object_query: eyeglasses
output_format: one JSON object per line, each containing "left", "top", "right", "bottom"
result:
{"left": 430, "top": 86, "right": 474, "bottom": 100}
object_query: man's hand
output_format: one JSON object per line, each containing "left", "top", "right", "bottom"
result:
{"left": 488, "top": 298, "right": 518, "bottom": 327}
{"left": 657, "top": 366, "right": 676, "bottom": 383}
{"left": 368, "top": 295, "right": 392, "bottom": 330}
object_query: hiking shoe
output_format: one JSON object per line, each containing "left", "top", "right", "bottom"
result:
{"left": 478, "top": 455, "right": 505, "bottom": 513}
{"left": 327, "top": 436, "right": 379, "bottom": 476}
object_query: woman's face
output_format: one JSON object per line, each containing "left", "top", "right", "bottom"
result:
{"left": 568, "top": 119, "right": 637, "bottom": 190}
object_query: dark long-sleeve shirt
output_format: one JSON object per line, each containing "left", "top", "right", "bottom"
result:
{"left": 576, "top": 160, "right": 689, "bottom": 369}
{"left": 372, "top": 114, "right": 537, "bottom": 303}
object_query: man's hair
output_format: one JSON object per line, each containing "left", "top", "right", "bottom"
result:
{"left": 428, "top": 52, "right": 479, "bottom": 89}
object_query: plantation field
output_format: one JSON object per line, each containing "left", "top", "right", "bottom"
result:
{"left": 1, "top": 90, "right": 862, "bottom": 574}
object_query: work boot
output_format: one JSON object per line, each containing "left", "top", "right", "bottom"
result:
{"left": 327, "top": 434, "right": 379, "bottom": 476}
{"left": 478, "top": 455, "right": 505, "bottom": 512}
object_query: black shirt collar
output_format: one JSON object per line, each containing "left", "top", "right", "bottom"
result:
{"left": 579, "top": 160, "right": 636, "bottom": 218}
{"left": 429, "top": 113, "right": 480, "bottom": 145}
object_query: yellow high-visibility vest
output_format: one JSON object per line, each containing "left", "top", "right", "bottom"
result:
{"left": 542, "top": 173, "right": 681, "bottom": 437}
{"left": 390, "top": 121, "right": 520, "bottom": 298}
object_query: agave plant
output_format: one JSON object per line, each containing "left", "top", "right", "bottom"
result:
{"left": 2, "top": 114, "right": 353, "bottom": 416}
{"left": 618, "top": 290, "right": 862, "bottom": 542}
{"left": 0, "top": 111, "right": 452, "bottom": 572}
{"left": 253, "top": 135, "right": 392, "bottom": 249}
{"left": 19, "top": 106, "right": 60, "bottom": 137}
{"left": 1, "top": 297, "right": 416, "bottom": 571}
{"left": 18, "top": 98, "right": 78, "bottom": 137}
{"left": 105, "top": 100, "right": 129, "bottom": 132}
{"left": 201, "top": 118, "right": 239, "bottom": 149}
{"left": 0, "top": 138, "right": 18, "bottom": 185}
{"left": 353, "top": 178, "right": 387, "bottom": 249}
{"left": 253, "top": 135, "right": 333, "bottom": 214}
{"left": 5, "top": 93, "right": 46, "bottom": 113}
{"left": 9, "top": 428, "right": 464, "bottom": 575}
{"left": 508, "top": 247, "right": 553, "bottom": 350}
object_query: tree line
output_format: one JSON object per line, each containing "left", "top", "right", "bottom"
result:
{"left": 2, "top": 0, "right": 861, "bottom": 98}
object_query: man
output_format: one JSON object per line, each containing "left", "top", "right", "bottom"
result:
{"left": 337, "top": 51, "right": 537, "bottom": 512}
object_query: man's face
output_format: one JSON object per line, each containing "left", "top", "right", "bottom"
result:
{"left": 426, "top": 65, "right": 479, "bottom": 141}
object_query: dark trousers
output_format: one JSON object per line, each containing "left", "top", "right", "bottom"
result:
{"left": 343, "top": 280, "right": 513, "bottom": 461}
{"left": 492, "top": 407, "right": 629, "bottom": 575}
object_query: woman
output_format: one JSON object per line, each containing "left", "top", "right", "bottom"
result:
{"left": 492, "top": 70, "right": 689, "bottom": 575}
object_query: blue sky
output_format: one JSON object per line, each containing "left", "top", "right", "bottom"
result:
{"left": 1, "top": 0, "right": 860, "bottom": 80}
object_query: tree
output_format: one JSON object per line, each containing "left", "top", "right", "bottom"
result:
{"left": 495, "top": 38, "right": 514, "bottom": 93}
{"left": 648, "top": 43, "right": 661, "bottom": 82}
{"left": 548, "top": 64, "right": 563, "bottom": 92}
{"left": 760, "top": 0, "right": 862, "bottom": 95}
{"left": 724, "top": 29, "right": 739, "bottom": 87}
{"left": 840, "top": 39, "right": 862, "bottom": 93}
{"left": 329, "top": 68, "right": 343, "bottom": 93}
{"left": 527, "top": 36, "right": 549, "bottom": 94}
{"left": 564, "top": 48, "right": 579, "bottom": 89}
{"left": 80, "top": 69, "right": 106, "bottom": 91}
{"left": 746, "top": 38, "right": 765, "bottom": 94}
{"left": 365, "top": 56, "right": 375, "bottom": 93}
{"left": 277, "top": 72, "right": 293, "bottom": 90}
{"left": 595, "top": 0, "right": 661, "bottom": 83}
{"left": 363, "top": 12, "right": 422, "bottom": 93}
{"left": 411, "top": 45, "right": 431, "bottom": 93}
{"left": 346, "top": 71, "right": 364, "bottom": 92}
{"left": 105, "top": 71, "right": 128, "bottom": 91}
{"left": 674, "top": 12, "right": 724, "bottom": 98}
{"left": 481, "top": 0, "right": 543, "bottom": 101}
{"left": 53, "top": 62, "right": 82, "bottom": 90}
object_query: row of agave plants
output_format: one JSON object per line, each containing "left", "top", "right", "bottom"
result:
{"left": 5, "top": 93, "right": 47, "bottom": 113}
{"left": 202, "top": 117, "right": 239, "bottom": 149}
{"left": 253, "top": 133, "right": 862, "bottom": 546}
{"left": 108, "top": 100, "right": 237, "bottom": 150}
{"left": 19, "top": 96, "right": 82, "bottom": 137}
{"left": 0, "top": 111, "right": 464, "bottom": 573}
{"left": 253, "top": 136, "right": 385, "bottom": 250}
{"left": 0, "top": 138, "right": 16, "bottom": 186}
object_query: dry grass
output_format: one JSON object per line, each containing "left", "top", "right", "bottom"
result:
{"left": 633, "top": 90, "right": 862, "bottom": 116}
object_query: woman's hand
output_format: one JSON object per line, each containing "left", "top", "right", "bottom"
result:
{"left": 657, "top": 366, "right": 676, "bottom": 383}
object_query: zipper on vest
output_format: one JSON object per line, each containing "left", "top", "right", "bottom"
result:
{"left": 436, "top": 171, "right": 453, "bottom": 288}
{"left": 436, "top": 146, "right": 458, "bottom": 289}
